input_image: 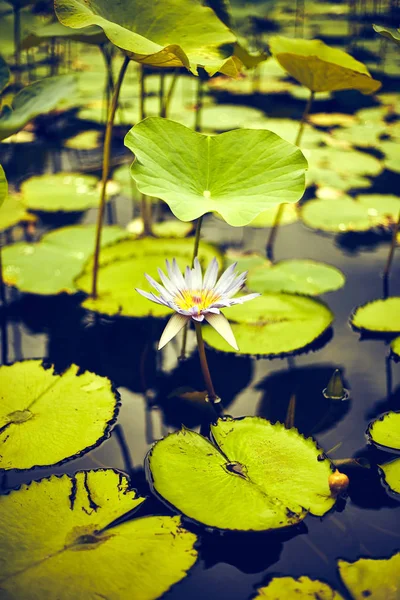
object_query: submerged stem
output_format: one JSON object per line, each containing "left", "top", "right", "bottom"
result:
{"left": 91, "top": 55, "right": 130, "bottom": 298}
{"left": 194, "top": 321, "right": 219, "bottom": 407}
{"left": 163, "top": 68, "right": 179, "bottom": 118}
{"left": 383, "top": 210, "right": 400, "bottom": 298}
{"left": 295, "top": 90, "right": 314, "bottom": 147}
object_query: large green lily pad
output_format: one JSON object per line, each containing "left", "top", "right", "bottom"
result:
{"left": 20, "top": 173, "right": 115, "bottom": 212}
{"left": 203, "top": 293, "right": 334, "bottom": 356}
{"left": 76, "top": 237, "right": 222, "bottom": 317}
{"left": 338, "top": 553, "right": 400, "bottom": 600}
{"left": 301, "top": 198, "right": 378, "bottom": 233}
{"left": 125, "top": 117, "right": 307, "bottom": 227}
{"left": 148, "top": 417, "right": 336, "bottom": 531}
{"left": 0, "top": 164, "right": 7, "bottom": 209}
{"left": 368, "top": 411, "right": 400, "bottom": 451}
{"left": 247, "top": 259, "right": 345, "bottom": 296}
{"left": 0, "top": 75, "right": 76, "bottom": 141}
{"left": 269, "top": 36, "right": 381, "bottom": 94}
{"left": 0, "top": 469, "right": 198, "bottom": 599}
{"left": 0, "top": 360, "right": 119, "bottom": 471}
{"left": 0, "top": 194, "right": 35, "bottom": 232}
{"left": 54, "top": 0, "right": 240, "bottom": 76}
{"left": 380, "top": 459, "right": 400, "bottom": 496}
{"left": 351, "top": 298, "right": 400, "bottom": 333}
{"left": 2, "top": 225, "right": 127, "bottom": 295}
{"left": 254, "top": 576, "right": 343, "bottom": 599}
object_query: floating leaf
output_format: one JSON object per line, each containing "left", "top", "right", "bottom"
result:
{"left": 54, "top": 0, "right": 240, "bottom": 77}
{"left": 0, "top": 164, "right": 7, "bottom": 209}
{"left": 381, "top": 141, "right": 400, "bottom": 174}
{"left": 254, "top": 576, "right": 343, "bottom": 599}
{"left": 380, "top": 459, "right": 400, "bottom": 496}
{"left": 247, "top": 259, "right": 345, "bottom": 296}
{"left": 148, "top": 417, "right": 335, "bottom": 531}
{"left": 0, "top": 361, "right": 119, "bottom": 471}
{"left": 351, "top": 298, "right": 400, "bottom": 333}
{"left": 126, "top": 218, "right": 193, "bottom": 239}
{"left": 64, "top": 130, "right": 100, "bottom": 150}
{"left": 0, "top": 470, "right": 198, "bottom": 599}
{"left": 125, "top": 117, "right": 307, "bottom": 227}
{"left": 0, "top": 194, "right": 35, "bottom": 232}
{"left": 301, "top": 198, "right": 377, "bottom": 233}
{"left": 0, "top": 55, "right": 10, "bottom": 94}
{"left": 356, "top": 194, "right": 400, "bottom": 223}
{"left": 269, "top": 36, "right": 381, "bottom": 94}
{"left": 3, "top": 225, "right": 127, "bottom": 295}
{"left": 309, "top": 113, "right": 357, "bottom": 127}
{"left": 373, "top": 24, "right": 400, "bottom": 46}
{"left": 244, "top": 117, "right": 324, "bottom": 149}
{"left": 368, "top": 411, "right": 400, "bottom": 451}
{"left": 338, "top": 553, "right": 400, "bottom": 600}
{"left": 332, "top": 122, "right": 386, "bottom": 147}
{"left": 20, "top": 173, "right": 117, "bottom": 212}
{"left": 199, "top": 105, "right": 267, "bottom": 132}
{"left": 76, "top": 237, "right": 222, "bottom": 317}
{"left": 0, "top": 75, "right": 76, "bottom": 141}
{"left": 247, "top": 203, "right": 298, "bottom": 227}
{"left": 391, "top": 337, "right": 400, "bottom": 358}
{"left": 224, "top": 249, "right": 270, "bottom": 271}
{"left": 203, "top": 293, "right": 333, "bottom": 356}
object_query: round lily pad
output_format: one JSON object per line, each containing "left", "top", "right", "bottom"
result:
{"left": 147, "top": 417, "right": 336, "bottom": 532}
{"left": 244, "top": 117, "right": 324, "bottom": 149}
{"left": 125, "top": 117, "right": 307, "bottom": 227}
{"left": 20, "top": 173, "right": 117, "bottom": 212}
{"left": 332, "top": 122, "right": 386, "bottom": 147}
{"left": 269, "top": 36, "right": 381, "bottom": 94}
{"left": 203, "top": 293, "right": 334, "bottom": 356}
{"left": 254, "top": 576, "right": 343, "bottom": 599}
{"left": 2, "top": 225, "right": 127, "bottom": 295}
{"left": 0, "top": 194, "right": 35, "bottom": 232}
{"left": 76, "top": 237, "right": 222, "bottom": 317}
{"left": 380, "top": 459, "right": 400, "bottom": 496}
{"left": 0, "top": 360, "right": 119, "bottom": 471}
{"left": 391, "top": 337, "right": 400, "bottom": 357}
{"left": 224, "top": 249, "right": 270, "bottom": 272}
{"left": 351, "top": 298, "right": 400, "bottom": 333}
{"left": 356, "top": 194, "right": 400, "bottom": 223}
{"left": 64, "top": 130, "right": 100, "bottom": 150}
{"left": 200, "top": 105, "right": 266, "bottom": 132}
{"left": 248, "top": 203, "right": 298, "bottom": 227}
{"left": 338, "top": 553, "right": 400, "bottom": 600}
{"left": 368, "top": 411, "right": 400, "bottom": 451}
{"left": 381, "top": 141, "right": 400, "bottom": 174}
{"left": 301, "top": 198, "right": 376, "bottom": 233}
{"left": 247, "top": 259, "right": 345, "bottom": 296}
{"left": 0, "top": 469, "right": 198, "bottom": 599}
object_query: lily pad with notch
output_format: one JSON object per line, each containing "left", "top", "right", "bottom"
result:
{"left": 338, "top": 553, "right": 400, "bottom": 600}
{"left": 124, "top": 117, "right": 308, "bottom": 227}
{"left": 351, "top": 298, "right": 400, "bottom": 334}
{"left": 0, "top": 360, "right": 119, "bottom": 471}
{"left": 379, "top": 459, "right": 400, "bottom": 497}
{"left": 367, "top": 411, "right": 400, "bottom": 452}
{"left": 147, "top": 416, "right": 336, "bottom": 531}
{"left": 202, "top": 293, "right": 334, "bottom": 357}
{"left": 0, "top": 469, "right": 198, "bottom": 599}
{"left": 254, "top": 576, "right": 343, "bottom": 599}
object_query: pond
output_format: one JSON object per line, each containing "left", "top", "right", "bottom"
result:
{"left": 0, "top": 0, "right": 400, "bottom": 599}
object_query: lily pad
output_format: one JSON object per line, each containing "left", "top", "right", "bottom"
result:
{"left": 0, "top": 75, "right": 77, "bottom": 141}
{"left": 54, "top": 0, "right": 240, "bottom": 76}
{"left": 269, "top": 36, "right": 381, "bottom": 94}
{"left": 20, "top": 173, "right": 117, "bottom": 212}
{"left": 301, "top": 198, "right": 377, "bottom": 233}
{"left": 126, "top": 218, "right": 193, "bottom": 238}
{"left": 247, "top": 259, "right": 345, "bottom": 296}
{"left": 332, "top": 122, "right": 386, "bottom": 147}
{"left": 147, "top": 416, "right": 336, "bottom": 531}
{"left": 64, "top": 130, "right": 100, "bottom": 150}
{"left": 380, "top": 459, "right": 400, "bottom": 496}
{"left": 247, "top": 202, "right": 298, "bottom": 227}
{"left": 368, "top": 411, "right": 400, "bottom": 451}
{"left": 351, "top": 298, "right": 400, "bottom": 333}
{"left": 381, "top": 141, "right": 400, "bottom": 174}
{"left": 0, "top": 361, "right": 119, "bottom": 471}
{"left": 338, "top": 553, "right": 400, "bottom": 600}
{"left": 254, "top": 576, "right": 343, "bottom": 599}
{"left": 0, "top": 194, "right": 35, "bottom": 232}
{"left": 2, "top": 225, "right": 127, "bottom": 295}
{"left": 76, "top": 237, "right": 222, "bottom": 317}
{"left": 203, "top": 293, "right": 334, "bottom": 356}
{"left": 125, "top": 117, "right": 307, "bottom": 227}
{"left": 199, "top": 105, "right": 267, "bottom": 132}
{"left": 0, "top": 164, "right": 7, "bottom": 208}
{"left": 244, "top": 117, "right": 324, "bottom": 149}
{"left": 0, "top": 470, "right": 198, "bottom": 599}
{"left": 224, "top": 249, "right": 270, "bottom": 272}
{"left": 391, "top": 337, "right": 400, "bottom": 357}
{"left": 356, "top": 194, "right": 400, "bottom": 224}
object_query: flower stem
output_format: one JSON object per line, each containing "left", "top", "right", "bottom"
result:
{"left": 383, "top": 210, "right": 400, "bottom": 298}
{"left": 162, "top": 68, "right": 179, "bottom": 118}
{"left": 266, "top": 203, "right": 285, "bottom": 262}
{"left": 179, "top": 216, "right": 203, "bottom": 360}
{"left": 139, "top": 64, "right": 153, "bottom": 236}
{"left": 91, "top": 55, "right": 130, "bottom": 298}
{"left": 194, "top": 76, "right": 204, "bottom": 132}
{"left": 295, "top": 90, "right": 314, "bottom": 147}
{"left": 194, "top": 321, "right": 221, "bottom": 411}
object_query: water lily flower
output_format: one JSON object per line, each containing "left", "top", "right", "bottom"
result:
{"left": 136, "top": 257, "right": 260, "bottom": 350}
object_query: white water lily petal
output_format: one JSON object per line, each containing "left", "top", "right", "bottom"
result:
{"left": 204, "top": 312, "right": 239, "bottom": 350}
{"left": 233, "top": 293, "right": 261, "bottom": 304}
{"left": 157, "top": 268, "right": 178, "bottom": 296}
{"left": 214, "top": 262, "right": 237, "bottom": 294}
{"left": 185, "top": 266, "right": 192, "bottom": 289}
{"left": 158, "top": 313, "right": 189, "bottom": 350}
{"left": 192, "top": 258, "right": 203, "bottom": 290}
{"left": 203, "top": 257, "right": 219, "bottom": 289}
{"left": 145, "top": 274, "right": 173, "bottom": 302}
{"left": 136, "top": 288, "right": 169, "bottom": 306}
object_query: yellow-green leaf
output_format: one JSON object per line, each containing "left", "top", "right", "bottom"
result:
{"left": 254, "top": 576, "right": 343, "bottom": 599}
{"left": 338, "top": 553, "right": 400, "bottom": 600}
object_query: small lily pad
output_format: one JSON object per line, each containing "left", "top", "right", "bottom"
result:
{"left": 269, "top": 36, "right": 381, "bottom": 94}
{"left": 338, "top": 553, "right": 400, "bottom": 600}
{"left": 224, "top": 249, "right": 270, "bottom": 272}
{"left": 247, "top": 259, "right": 345, "bottom": 296}
{"left": 20, "top": 173, "right": 117, "bottom": 212}
{"left": 244, "top": 117, "right": 324, "bottom": 149}
{"left": 248, "top": 202, "right": 298, "bottom": 227}
{"left": 76, "top": 238, "right": 222, "bottom": 317}
{"left": 203, "top": 293, "right": 333, "bottom": 356}
{"left": 0, "top": 194, "right": 35, "bottom": 232}
{"left": 356, "top": 194, "right": 400, "bottom": 224}
{"left": 0, "top": 470, "right": 198, "bottom": 599}
{"left": 254, "top": 576, "right": 343, "bottom": 599}
{"left": 351, "top": 298, "right": 400, "bottom": 333}
{"left": 199, "top": 105, "right": 266, "bottom": 132}
{"left": 2, "top": 225, "right": 127, "bottom": 295}
{"left": 380, "top": 459, "right": 400, "bottom": 496}
{"left": 332, "top": 122, "right": 386, "bottom": 147}
{"left": 147, "top": 416, "right": 336, "bottom": 531}
{"left": 301, "top": 198, "right": 377, "bottom": 233}
{"left": 391, "top": 337, "right": 400, "bottom": 357}
{"left": 368, "top": 411, "right": 400, "bottom": 451}
{"left": 381, "top": 141, "right": 400, "bottom": 174}
{"left": 65, "top": 130, "right": 100, "bottom": 150}
{"left": 126, "top": 218, "right": 193, "bottom": 238}
{"left": 0, "top": 361, "right": 119, "bottom": 471}
{"left": 125, "top": 117, "right": 308, "bottom": 227}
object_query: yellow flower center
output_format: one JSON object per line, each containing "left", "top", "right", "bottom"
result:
{"left": 174, "top": 289, "right": 219, "bottom": 312}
